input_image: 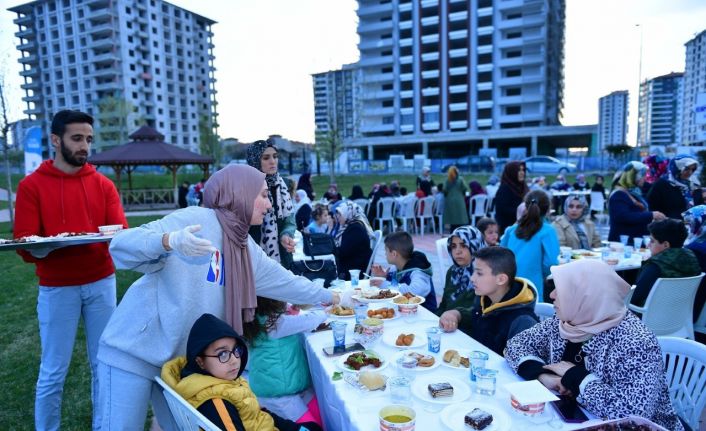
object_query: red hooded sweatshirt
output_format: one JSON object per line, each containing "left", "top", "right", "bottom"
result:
{"left": 14, "top": 160, "right": 128, "bottom": 286}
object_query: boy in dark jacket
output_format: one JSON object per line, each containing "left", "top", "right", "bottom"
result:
{"left": 371, "top": 231, "right": 437, "bottom": 311}
{"left": 439, "top": 246, "right": 538, "bottom": 355}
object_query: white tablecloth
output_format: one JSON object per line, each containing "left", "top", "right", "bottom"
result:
{"left": 303, "top": 306, "right": 604, "bottom": 431}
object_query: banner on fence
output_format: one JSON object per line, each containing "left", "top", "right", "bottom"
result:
{"left": 23, "top": 126, "right": 42, "bottom": 176}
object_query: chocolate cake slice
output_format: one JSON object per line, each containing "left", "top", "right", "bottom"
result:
{"left": 464, "top": 408, "right": 493, "bottom": 430}
{"left": 427, "top": 382, "right": 454, "bottom": 398}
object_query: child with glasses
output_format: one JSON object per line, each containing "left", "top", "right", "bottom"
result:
{"left": 161, "top": 313, "right": 322, "bottom": 431}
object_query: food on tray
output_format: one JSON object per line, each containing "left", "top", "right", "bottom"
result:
{"left": 395, "top": 333, "right": 415, "bottom": 346}
{"left": 367, "top": 307, "right": 395, "bottom": 319}
{"left": 364, "top": 289, "right": 398, "bottom": 299}
{"left": 2, "top": 235, "right": 44, "bottom": 244}
{"left": 344, "top": 352, "right": 382, "bottom": 370}
{"left": 329, "top": 305, "right": 354, "bottom": 316}
{"left": 428, "top": 382, "right": 454, "bottom": 398}
{"left": 442, "top": 349, "right": 469, "bottom": 368}
{"left": 605, "top": 258, "right": 619, "bottom": 265}
{"left": 358, "top": 371, "right": 386, "bottom": 390}
{"left": 465, "top": 408, "right": 493, "bottom": 430}
{"left": 405, "top": 351, "right": 435, "bottom": 367}
{"left": 393, "top": 292, "right": 422, "bottom": 304}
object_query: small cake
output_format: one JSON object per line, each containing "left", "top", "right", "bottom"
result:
{"left": 464, "top": 408, "right": 493, "bottom": 430}
{"left": 427, "top": 382, "right": 454, "bottom": 398}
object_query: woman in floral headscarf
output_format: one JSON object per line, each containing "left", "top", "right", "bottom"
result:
{"left": 436, "top": 226, "right": 486, "bottom": 314}
{"left": 247, "top": 140, "right": 296, "bottom": 269}
{"left": 683, "top": 205, "right": 706, "bottom": 323}
{"left": 333, "top": 201, "right": 374, "bottom": 280}
{"left": 608, "top": 161, "right": 665, "bottom": 243}
{"left": 647, "top": 154, "right": 701, "bottom": 219}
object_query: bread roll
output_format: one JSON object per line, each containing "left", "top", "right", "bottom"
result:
{"left": 443, "top": 349, "right": 458, "bottom": 363}
{"left": 359, "top": 371, "right": 385, "bottom": 390}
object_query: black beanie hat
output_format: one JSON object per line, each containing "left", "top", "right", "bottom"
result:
{"left": 181, "top": 313, "right": 249, "bottom": 379}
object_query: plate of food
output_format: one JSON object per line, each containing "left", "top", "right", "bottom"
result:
{"left": 366, "top": 306, "right": 398, "bottom": 320}
{"left": 392, "top": 292, "right": 425, "bottom": 305}
{"left": 337, "top": 350, "right": 387, "bottom": 372}
{"left": 411, "top": 376, "right": 471, "bottom": 405}
{"left": 440, "top": 349, "right": 472, "bottom": 370}
{"left": 396, "top": 350, "right": 440, "bottom": 371}
{"left": 440, "top": 402, "right": 511, "bottom": 431}
{"left": 326, "top": 305, "right": 355, "bottom": 318}
{"left": 381, "top": 330, "right": 426, "bottom": 349}
{"left": 571, "top": 250, "right": 600, "bottom": 260}
{"left": 352, "top": 289, "right": 401, "bottom": 303}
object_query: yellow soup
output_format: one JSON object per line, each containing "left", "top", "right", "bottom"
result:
{"left": 384, "top": 415, "right": 411, "bottom": 423}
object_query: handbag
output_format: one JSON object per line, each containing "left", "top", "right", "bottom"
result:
{"left": 290, "top": 259, "right": 338, "bottom": 288}
{"left": 302, "top": 232, "right": 336, "bottom": 257}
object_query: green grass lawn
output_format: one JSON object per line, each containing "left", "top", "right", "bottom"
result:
{"left": 0, "top": 215, "right": 160, "bottom": 430}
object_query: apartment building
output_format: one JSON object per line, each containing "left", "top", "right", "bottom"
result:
{"left": 682, "top": 29, "right": 706, "bottom": 146}
{"left": 637, "top": 72, "right": 683, "bottom": 147}
{"left": 597, "top": 90, "right": 628, "bottom": 148}
{"left": 312, "top": 63, "right": 361, "bottom": 143}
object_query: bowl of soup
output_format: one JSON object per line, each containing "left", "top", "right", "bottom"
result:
{"left": 379, "top": 405, "right": 415, "bottom": 431}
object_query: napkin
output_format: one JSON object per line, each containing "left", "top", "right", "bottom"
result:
{"left": 503, "top": 380, "right": 560, "bottom": 405}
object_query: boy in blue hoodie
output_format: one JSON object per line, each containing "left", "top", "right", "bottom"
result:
{"left": 371, "top": 231, "right": 437, "bottom": 311}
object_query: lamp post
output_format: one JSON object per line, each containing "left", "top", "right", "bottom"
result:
{"left": 635, "top": 23, "right": 644, "bottom": 147}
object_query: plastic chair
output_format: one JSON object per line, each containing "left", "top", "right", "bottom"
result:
{"left": 657, "top": 336, "right": 706, "bottom": 430}
{"left": 416, "top": 196, "right": 436, "bottom": 235}
{"left": 398, "top": 197, "right": 418, "bottom": 234}
{"left": 433, "top": 198, "right": 444, "bottom": 234}
{"left": 353, "top": 198, "right": 370, "bottom": 215}
{"left": 436, "top": 237, "right": 452, "bottom": 270}
{"left": 376, "top": 197, "right": 396, "bottom": 232}
{"left": 628, "top": 273, "right": 705, "bottom": 339}
{"left": 534, "top": 302, "right": 555, "bottom": 321}
{"left": 590, "top": 191, "right": 607, "bottom": 225}
{"left": 695, "top": 299, "right": 706, "bottom": 336}
{"left": 469, "top": 194, "right": 489, "bottom": 226}
{"left": 155, "top": 376, "right": 221, "bottom": 431}
{"left": 625, "top": 285, "right": 636, "bottom": 307}
{"left": 366, "top": 230, "right": 384, "bottom": 275}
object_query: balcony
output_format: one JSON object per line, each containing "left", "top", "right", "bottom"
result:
{"left": 16, "top": 28, "right": 34, "bottom": 39}
{"left": 449, "top": 66, "right": 467, "bottom": 75}
{"left": 400, "top": 55, "right": 413, "bottom": 64}
{"left": 449, "top": 102, "right": 468, "bottom": 111}
{"left": 399, "top": 2, "right": 412, "bottom": 12}
{"left": 361, "top": 122, "right": 395, "bottom": 133}
{"left": 449, "top": 48, "right": 468, "bottom": 58}
{"left": 87, "top": 7, "right": 112, "bottom": 22}
{"left": 477, "top": 44, "right": 493, "bottom": 54}
{"left": 86, "top": 0, "right": 111, "bottom": 6}
{"left": 22, "top": 94, "right": 41, "bottom": 103}
{"left": 477, "top": 118, "right": 493, "bottom": 128}
{"left": 449, "top": 84, "right": 468, "bottom": 93}
{"left": 399, "top": 20, "right": 412, "bottom": 30}
{"left": 91, "top": 67, "right": 120, "bottom": 78}
{"left": 18, "top": 40, "right": 36, "bottom": 51}
{"left": 358, "top": 37, "right": 393, "bottom": 51}
{"left": 90, "top": 37, "right": 114, "bottom": 50}
{"left": 13, "top": 15, "right": 32, "bottom": 26}
{"left": 422, "top": 121, "right": 440, "bottom": 130}
{"left": 477, "top": 100, "right": 494, "bottom": 109}
{"left": 421, "top": 34, "right": 439, "bottom": 44}
{"left": 477, "top": 63, "right": 494, "bottom": 73}
{"left": 477, "top": 82, "right": 493, "bottom": 91}
{"left": 400, "top": 73, "right": 413, "bottom": 81}
{"left": 94, "top": 81, "right": 121, "bottom": 91}
{"left": 92, "top": 51, "right": 120, "bottom": 64}
{"left": 364, "top": 72, "right": 394, "bottom": 84}
{"left": 400, "top": 37, "right": 413, "bottom": 47}
{"left": 449, "top": 11, "right": 468, "bottom": 21}
{"left": 449, "top": 30, "right": 468, "bottom": 40}
{"left": 477, "top": 7, "right": 493, "bottom": 17}
{"left": 477, "top": 26, "right": 494, "bottom": 36}
{"left": 26, "top": 106, "right": 42, "bottom": 115}
{"left": 422, "top": 87, "right": 439, "bottom": 96}
{"left": 421, "top": 52, "right": 439, "bottom": 61}
{"left": 400, "top": 90, "right": 413, "bottom": 99}
{"left": 450, "top": 120, "right": 468, "bottom": 129}
{"left": 357, "top": 20, "right": 393, "bottom": 34}
{"left": 359, "top": 54, "right": 393, "bottom": 67}
{"left": 90, "top": 22, "right": 115, "bottom": 37}
{"left": 20, "top": 68, "right": 38, "bottom": 77}
{"left": 18, "top": 54, "right": 38, "bottom": 64}
{"left": 401, "top": 124, "right": 414, "bottom": 133}
{"left": 21, "top": 81, "right": 40, "bottom": 90}
{"left": 421, "top": 69, "right": 439, "bottom": 78}
{"left": 421, "top": 16, "right": 439, "bottom": 27}
{"left": 357, "top": 2, "right": 393, "bottom": 17}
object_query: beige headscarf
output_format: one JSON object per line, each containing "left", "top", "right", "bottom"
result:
{"left": 203, "top": 164, "right": 265, "bottom": 334}
{"left": 550, "top": 259, "right": 630, "bottom": 343}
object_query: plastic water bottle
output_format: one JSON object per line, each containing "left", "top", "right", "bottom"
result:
{"left": 389, "top": 266, "right": 398, "bottom": 288}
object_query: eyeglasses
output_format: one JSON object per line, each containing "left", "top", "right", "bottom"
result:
{"left": 202, "top": 346, "right": 243, "bottom": 363}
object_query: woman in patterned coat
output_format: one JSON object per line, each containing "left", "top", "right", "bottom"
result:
{"left": 505, "top": 259, "right": 683, "bottom": 430}
{"left": 247, "top": 140, "right": 297, "bottom": 269}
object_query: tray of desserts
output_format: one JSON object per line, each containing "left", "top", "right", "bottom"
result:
{"left": 0, "top": 232, "right": 115, "bottom": 251}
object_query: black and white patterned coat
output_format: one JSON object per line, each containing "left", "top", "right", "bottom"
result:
{"left": 505, "top": 313, "right": 683, "bottom": 431}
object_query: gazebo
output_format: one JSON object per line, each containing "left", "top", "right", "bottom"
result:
{"left": 89, "top": 125, "right": 214, "bottom": 207}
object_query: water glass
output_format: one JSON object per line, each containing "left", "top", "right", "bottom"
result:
{"left": 560, "top": 246, "right": 572, "bottom": 263}
{"left": 643, "top": 235, "right": 652, "bottom": 248}
{"left": 624, "top": 245, "right": 634, "bottom": 259}
{"left": 474, "top": 368, "right": 498, "bottom": 396}
{"left": 633, "top": 237, "right": 644, "bottom": 250}
{"left": 349, "top": 270, "right": 360, "bottom": 287}
{"left": 619, "top": 235, "right": 629, "bottom": 246}
{"left": 354, "top": 303, "right": 369, "bottom": 324}
{"left": 469, "top": 351, "right": 489, "bottom": 382}
{"left": 331, "top": 321, "right": 347, "bottom": 348}
{"left": 426, "top": 327, "right": 441, "bottom": 353}
{"left": 396, "top": 355, "right": 418, "bottom": 380}
{"left": 601, "top": 247, "right": 610, "bottom": 261}
{"left": 389, "top": 376, "right": 412, "bottom": 404}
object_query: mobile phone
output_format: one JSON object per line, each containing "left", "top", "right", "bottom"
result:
{"left": 322, "top": 342, "right": 365, "bottom": 357}
{"left": 552, "top": 396, "right": 589, "bottom": 423}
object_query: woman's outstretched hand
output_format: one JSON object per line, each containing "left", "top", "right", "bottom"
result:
{"left": 165, "top": 225, "right": 217, "bottom": 256}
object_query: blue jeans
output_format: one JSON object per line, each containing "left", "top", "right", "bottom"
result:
{"left": 97, "top": 361, "right": 177, "bottom": 431}
{"left": 35, "top": 275, "right": 116, "bottom": 431}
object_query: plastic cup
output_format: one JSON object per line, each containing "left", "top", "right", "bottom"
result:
{"left": 388, "top": 376, "right": 412, "bottom": 404}
{"left": 331, "top": 321, "right": 347, "bottom": 348}
{"left": 619, "top": 235, "right": 629, "bottom": 246}
{"left": 474, "top": 368, "right": 498, "bottom": 396}
{"left": 426, "top": 327, "right": 441, "bottom": 353}
{"left": 624, "top": 246, "right": 634, "bottom": 259}
{"left": 643, "top": 235, "right": 652, "bottom": 248}
{"left": 601, "top": 247, "right": 610, "bottom": 261}
{"left": 469, "top": 351, "right": 489, "bottom": 382}
{"left": 349, "top": 270, "right": 360, "bottom": 287}
{"left": 354, "top": 303, "right": 369, "bottom": 324}
{"left": 633, "top": 237, "right": 643, "bottom": 250}
{"left": 396, "top": 355, "right": 418, "bottom": 381}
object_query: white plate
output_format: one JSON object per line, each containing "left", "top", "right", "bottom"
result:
{"left": 439, "top": 349, "right": 473, "bottom": 370}
{"left": 352, "top": 289, "right": 401, "bottom": 303}
{"left": 381, "top": 330, "right": 426, "bottom": 349}
{"left": 411, "top": 376, "right": 471, "bottom": 405}
{"left": 395, "top": 350, "right": 441, "bottom": 372}
{"left": 325, "top": 306, "right": 355, "bottom": 319}
{"left": 337, "top": 350, "right": 388, "bottom": 373}
{"left": 392, "top": 294, "right": 426, "bottom": 306}
{"left": 440, "top": 402, "right": 512, "bottom": 431}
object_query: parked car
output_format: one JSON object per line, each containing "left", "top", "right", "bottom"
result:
{"left": 523, "top": 156, "right": 576, "bottom": 173}
{"left": 441, "top": 155, "right": 496, "bottom": 173}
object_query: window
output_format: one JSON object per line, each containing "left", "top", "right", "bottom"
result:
{"left": 505, "top": 106, "right": 521, "bottom": 115}
{"left": 504, "top": 69, "right": 521, "bottom": 77}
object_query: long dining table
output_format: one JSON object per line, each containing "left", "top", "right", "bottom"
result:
{"left": 302, "top": 302, "right": 610, "bottom": 431}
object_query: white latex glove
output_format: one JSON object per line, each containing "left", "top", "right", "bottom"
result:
{"left": 339, "top": 289, "right": 355, "bottom": 308}
{"left": 167, "top": 225, "right": 216, "bottom": 256}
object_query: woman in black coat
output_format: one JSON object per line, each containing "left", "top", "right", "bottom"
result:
{"left": 494, "top": 161, "right": 528, "bottom": 235}
{"left": 647, "top": 155, "right": 701, "bottom": 219}
{"left": 334, "top": 201, "right": 374, "bottom": 280}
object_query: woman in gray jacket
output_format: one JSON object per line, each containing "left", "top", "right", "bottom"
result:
{"left": 97, "top": 164, "right": 340, "bottom": 430}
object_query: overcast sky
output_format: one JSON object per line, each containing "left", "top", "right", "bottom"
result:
{"left": 1, "top": 0, "right": 706, "bottom": 146}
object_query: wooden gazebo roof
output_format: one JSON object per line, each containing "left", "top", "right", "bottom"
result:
{"left": 89, "top": 125, "right": 214, "bottom": 190}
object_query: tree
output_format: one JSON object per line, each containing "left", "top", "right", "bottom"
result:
{"left": 315, "top": 116, "right": 344, "bottom": 183}
{"left": 199, "top": 115, "right": 221, "bottom": 167}
{"left": 0, "top": 75, "right": 14, "bottom": 227}
{"left": 95, "top": 96, "right": 140, "bottom": 150}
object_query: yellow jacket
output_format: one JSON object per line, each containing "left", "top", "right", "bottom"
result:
{"left": 161, "top": 356, "right": 277, "bottom": 431}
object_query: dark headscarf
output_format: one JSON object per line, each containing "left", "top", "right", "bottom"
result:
{"left": 203, "top": 164, "right": 264, "bottom": 334}
{"left": 349, "top": 184, "right": 366, "bottom": 200}
{"left": 501, "top": 161, "right": 528, "bottom": 198}
{"left": 297, "top": 172, "right": 314, "bottom": 200}
{"left": 182, "top": 313, "right": 249, "bottom": 378}
{"left": 469, "top": 181, "right": 485, "bottom": 197}
{"left": 668, "top": 155, "right": 698, "bottom": 208}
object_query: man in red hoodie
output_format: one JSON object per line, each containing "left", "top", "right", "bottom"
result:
{"left": 13, "top": 110, "right": 127, "bottom": 430}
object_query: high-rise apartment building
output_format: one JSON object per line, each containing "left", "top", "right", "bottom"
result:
{"left": 682, "top": 29, "right": 706, "bottom": 146}
{"left": 356, "top": 0, "right": 565, "bottom": 139}
{"left": 637, "top": 72, "right": 683, "bottom": 147}
{"left": 597, "top": 90, "right": 628, "bottom": 149}
{"left": 312, "top": 63, "right": 361, "bottom": 143}
{"left": 9, "top": 0, "right": 218, "bottom": 153}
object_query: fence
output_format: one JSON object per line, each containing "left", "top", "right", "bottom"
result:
{"left": 120, "top": 188, "right": 176, "bottom": 209}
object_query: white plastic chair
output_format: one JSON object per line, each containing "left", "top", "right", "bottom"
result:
{"left": 657, "top": 336, "right": 706, "bottom": 430}
{"left": 354, "top": 198, "right": 369, "bottom": 215}
{"left": 376, "top": 197, "right": 396, "bottom": 232}
{"left": 436, "top": 237, "right": 452, "bottom": 270}
{"left": 590, "top": 191, "right": 607, "bottom": 225}
{"left": 398, "top": 197, "right": 418, "bottom": 234}
{"left": 433, "top": 198, "right": 444, "bottom": 234}
{"left": 155, "top": 376, "right": 221, "bottom": 431}
{"left": 534, "top": 302, "right": 555, "bottom": 321}
{"left": 416, "top": 196, "right": 436, "bottom": 235}
{"left": 628, "top": 273, "right": 705, "bottom": 339}
{"left": 469, "top": 194, "right": 489, "bottom": 226}
{"left": 625, "top": 285, "right": 636, "bottom": 307}
{"left": 366, "top": 230, "right": 384, "bottom": 275}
